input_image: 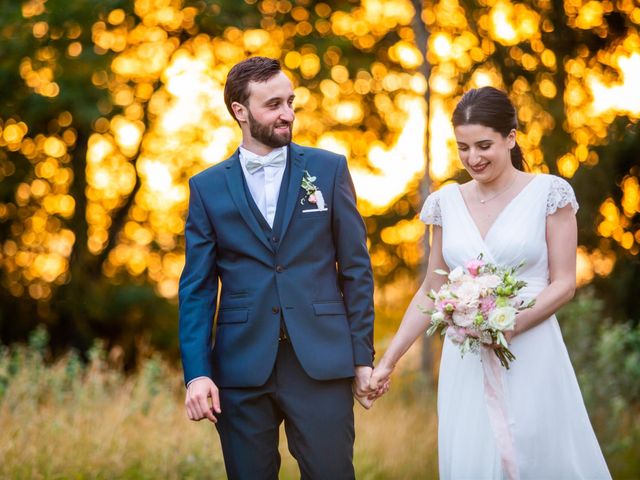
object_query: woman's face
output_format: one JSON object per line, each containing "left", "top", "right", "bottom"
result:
{"left": 454, "top": 123, "right": 516, "bottom": 183}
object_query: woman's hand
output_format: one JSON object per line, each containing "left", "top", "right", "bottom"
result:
{"left": 368, "top": 360, "right": 394, "bottom": 400}
{"left": 503, "top": 329, "right": 515, "bottom": 344}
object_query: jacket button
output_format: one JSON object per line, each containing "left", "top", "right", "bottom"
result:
{"left": 275, "top": 265, "right": 284, "bottom": 273}
{"left": 272, "top": 306, "right": 280, "bottom": 314}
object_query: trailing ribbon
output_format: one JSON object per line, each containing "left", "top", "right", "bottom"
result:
{"left": 480, "top": 348, "right": 520, "bottom": 480}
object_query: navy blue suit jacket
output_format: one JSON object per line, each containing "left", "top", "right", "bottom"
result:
{"left": 179, "top": 143, "right": 375, "bottom": 388}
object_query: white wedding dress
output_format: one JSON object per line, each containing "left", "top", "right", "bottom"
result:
{"left": 420, "top": 174, "right": 611, "bottom": 480}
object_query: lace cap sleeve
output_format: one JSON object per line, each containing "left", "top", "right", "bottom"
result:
{"left": 547, "top": 175, "right": 579, "bottom": 216}
{"left": 420, "top": 191, "right": 442, "bottom": 225}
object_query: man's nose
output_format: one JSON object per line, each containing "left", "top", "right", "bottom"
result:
{"left": 280, "top": 104, "right": 295, "bottom": 122}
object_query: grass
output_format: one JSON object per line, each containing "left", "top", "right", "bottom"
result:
{"left": 1, "top": 324, "right": 637, "bottom": 479}
{"left": 0, "top": 340, "right": 437, "bottom": 479}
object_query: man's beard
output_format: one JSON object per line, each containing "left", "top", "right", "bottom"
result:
{"left": 247, "top": 109, "right": 292, "bottom": 148}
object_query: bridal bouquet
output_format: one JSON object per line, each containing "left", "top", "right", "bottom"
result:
{"left": 425, "top": 255, "right": 534, "bottom": 369}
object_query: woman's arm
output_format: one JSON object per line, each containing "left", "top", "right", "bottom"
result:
{"left": 507, "top": 204, "right": 577, "bottom": 340}
{"left": 370, "top": 225, "right": 449, "bottom": 388}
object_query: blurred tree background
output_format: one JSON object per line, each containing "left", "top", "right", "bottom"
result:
{"left": 0, "top": 0, "right": 639, "bottom": 473}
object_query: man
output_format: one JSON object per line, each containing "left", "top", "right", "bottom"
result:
{"left": 179, "top": 56, "right": 376, "bottom": 479}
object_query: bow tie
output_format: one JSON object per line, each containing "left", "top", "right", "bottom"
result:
{"left": 244, "top": 149, "right": 286, "bottom": 174}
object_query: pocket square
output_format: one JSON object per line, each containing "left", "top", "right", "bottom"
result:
{"left": 302, "top": 208, "right": 329, "bottom": 213}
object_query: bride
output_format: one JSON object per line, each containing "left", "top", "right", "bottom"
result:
{"left": 369, "top": 87, "right": 611, "bottom": 479}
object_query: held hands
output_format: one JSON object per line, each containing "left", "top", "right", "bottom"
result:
{"left": 185, "top": 377, "right": 221, "bottom": 423}
{"left": 369, "top": 361, "right": 393, "bottom": 398}
{"left": 352, "top": 364, "right": 393, "bottom": 409}
{"left": 353, "top": 366, "right": 376, "bottom": 409}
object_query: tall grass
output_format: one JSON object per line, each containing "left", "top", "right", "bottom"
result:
{"left": 0, "top": 333, "right": 437, "bottom": 479}
{"left": 3, "top": 300, "right": 638, "bottom": 479}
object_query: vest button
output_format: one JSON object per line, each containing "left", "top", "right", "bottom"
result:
{"left": 275, "top": 265, "right": 284, "bottom": 273}
{"left": 271, "top": 236, "right": 279, "bottom": 243}
{"left": 272, "top": 306, "right": 280, "bottom": 314}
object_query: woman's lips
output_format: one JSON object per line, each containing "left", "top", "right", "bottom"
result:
{"left": 470, "top": 162, "right": 488, "bottom": 173}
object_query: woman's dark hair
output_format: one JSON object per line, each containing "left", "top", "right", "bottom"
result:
{"left": 451, "top": 86, "right": 527, "bottom": 171}
{"left": 224, "top": 56, "right": 282, "bottom": 124}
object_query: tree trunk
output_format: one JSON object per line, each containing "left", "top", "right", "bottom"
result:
{"left": 411, "top": 0, "right": 435, "bottom": 386}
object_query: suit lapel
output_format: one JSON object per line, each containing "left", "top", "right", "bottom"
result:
{"left": 223, "top": 150, "right": 274, "bottom": 253}
{"left": 279, "top": 143, "right": 307, "bottom": 242}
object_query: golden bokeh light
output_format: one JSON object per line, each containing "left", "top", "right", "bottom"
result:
{"left": 2, "top": 0, "right": 639, "bottom": 302}
{"left": 588, "top": 53, "right": 640, "bottom": 116}
{"left": 351, "top": 96, "right": 426, "bottom": 214}
{"left": 486, "top": 1, "right": 540, "bottom": 46}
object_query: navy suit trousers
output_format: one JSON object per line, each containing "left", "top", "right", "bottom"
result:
{"left": 215, "top": 339, "right": 355, "bottom": 480}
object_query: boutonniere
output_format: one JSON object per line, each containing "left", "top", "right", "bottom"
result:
{"left": 300, "top": 170, "right": 325, "bottom": 209}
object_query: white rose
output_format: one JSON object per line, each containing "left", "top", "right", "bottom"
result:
{"left": 431, "top": 311, "right": 445, "bottom": 323}
{"left": 448, "top": 266, "right": 464, "bottom": 282}
{"left": 477, "top": 274, "right": 501, "bottom": 293}
{"left": 487, "top": 306, "right": 517, "bottom": 331}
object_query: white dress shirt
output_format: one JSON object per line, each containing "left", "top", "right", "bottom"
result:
{"left": 238, "top": 145, "right": 288, "bottom": 227}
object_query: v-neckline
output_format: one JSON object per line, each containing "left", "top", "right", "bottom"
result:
{"left": 455, "top": 175, "right": 540, "bottom": 242}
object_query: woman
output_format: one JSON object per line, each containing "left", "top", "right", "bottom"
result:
{"left": 369, "top": 87, "right": 611, "bottom": 479}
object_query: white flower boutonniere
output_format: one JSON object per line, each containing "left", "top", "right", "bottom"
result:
{"left": 300, "top": 170, "right": 325, "bottom": 209}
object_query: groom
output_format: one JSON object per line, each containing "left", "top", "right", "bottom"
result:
{"left": 179, "top": 56, "right": 375, "bottom": 479}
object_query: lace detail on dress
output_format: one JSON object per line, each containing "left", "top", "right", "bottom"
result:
{"left": 547, "top": 175, "right": 579, "bottom": 215}
{"left": 420, "top": 191, "right": 442, "bottom": 225}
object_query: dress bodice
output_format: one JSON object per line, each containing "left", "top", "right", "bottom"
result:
{"left": 420, "top": 174, "right": 578, "bottom": 298}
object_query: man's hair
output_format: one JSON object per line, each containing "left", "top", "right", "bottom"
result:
{"left": 224, "top": 57, "right": 282, "bottom": 123}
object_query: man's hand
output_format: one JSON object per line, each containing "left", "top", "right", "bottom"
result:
{"left": 185, "top": 377, "right": 221, "bottom": 423}
{"left": 352, "top": 366, "right": 376, "bottom": 409}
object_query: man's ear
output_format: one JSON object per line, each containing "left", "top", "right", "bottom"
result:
{"left": 231, "top": 101, "right": 248, "bottom": 123}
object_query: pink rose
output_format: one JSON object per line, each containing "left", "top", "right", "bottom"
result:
{"left": 308, "top": 194, "right": 317, "bottom": 203}
{"left": 479, "top": 296, "right": 496, "bottom": 315}
{"left": 466, "top": 259, "right": 485, "bottom": 277}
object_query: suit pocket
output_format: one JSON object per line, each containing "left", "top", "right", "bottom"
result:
{"left": 227, "top": 291, "right": 248, "bottom": 298}
{"left": 217, "top": 308, "right": 249, "bottom": 325}
{"left": 312, "top": 302, "right": 347, "bottom": 316}
{"left": 297, "top": 207, "right": 330, "bottom": 219}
